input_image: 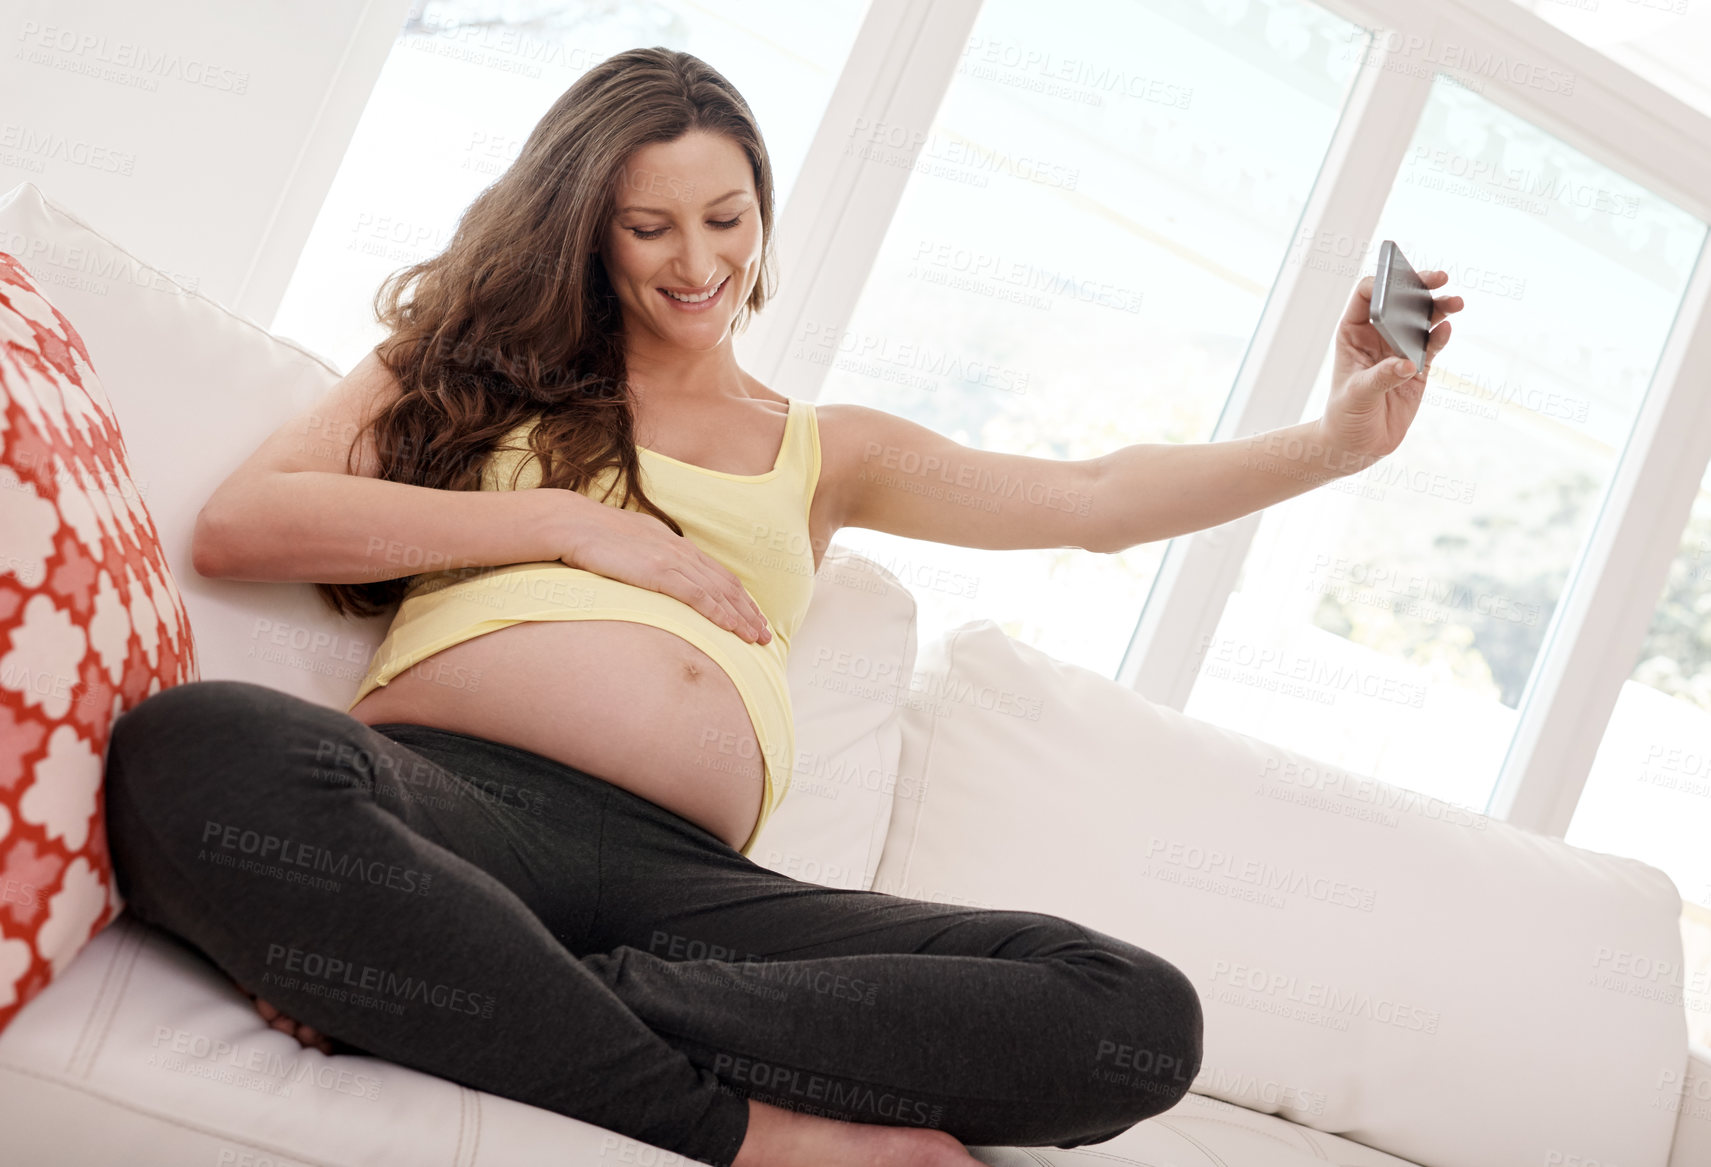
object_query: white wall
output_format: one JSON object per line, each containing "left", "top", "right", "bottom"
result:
{"left": 0, "top": 0, "right": 410, "bottom": 328}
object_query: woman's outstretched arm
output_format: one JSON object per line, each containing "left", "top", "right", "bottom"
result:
{"left": 818, "top": 270, "right": 1463, "bottom": 556}
{"left": 1090, "top": 268, "right": 1462, "bottom": 552}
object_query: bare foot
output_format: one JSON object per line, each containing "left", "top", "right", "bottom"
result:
{"left": 226, "top": 976, "right": 333, "bottom": 1055}
{"left": 250, "top": 992, "right": 334, "bottom": 1055}
{"left": 731, "top": 1097, "right": 980, "bottom": 1167}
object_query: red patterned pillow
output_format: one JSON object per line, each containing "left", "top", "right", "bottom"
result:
{"left": 0, "top": 251, "right": 197, "bottom": 1035}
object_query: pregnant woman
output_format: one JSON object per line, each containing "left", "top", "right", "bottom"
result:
{"left": 102, "top": 47, "right": 1460, "bottom": 1167}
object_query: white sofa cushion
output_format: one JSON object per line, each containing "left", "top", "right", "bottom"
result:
{"left": 0, "top": 182, "right": 360, "bottom": 708}
{"left": 876, "top": 620, "right": 1689, "bottom": 1167}
{"left": 0, "top": 178, "right": 913, "bottom": 892}
{"left": 766, "top": 547, "right": 917, "bottom": 889}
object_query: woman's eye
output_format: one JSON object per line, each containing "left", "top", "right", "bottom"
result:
{"left": 627, "top": 216, "right": 743, "bottom": 241}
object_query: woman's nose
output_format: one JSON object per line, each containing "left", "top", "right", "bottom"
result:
{"left": 672, "top": 229, "right": 718, "bottom": 288}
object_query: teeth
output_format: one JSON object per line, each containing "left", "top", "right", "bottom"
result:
{"left": 665, "top": 278, "right": 723, "bottom": 303}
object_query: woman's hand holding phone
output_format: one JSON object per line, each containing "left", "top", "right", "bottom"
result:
{"left": 1316, "top": 268, "right": 1464, "bottom": 471}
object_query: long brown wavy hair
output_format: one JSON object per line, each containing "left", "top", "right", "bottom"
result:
{"left": 316, "top": 46, "right": 778, "bottom": 619}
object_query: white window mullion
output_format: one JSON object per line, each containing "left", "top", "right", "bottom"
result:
{"left": 1398, "top": 0, "right": 1711, "bottom": 831}
{"left": 1114, "top": 16, "right": 1440, "bottom": 709}
{"left": 1490, "top": 250, "right": 1711, "bottom": 835}
{"left": 242, "top": 0, "right": 417, "bottom": 329}
{"left": 736, "top": 0, "right": 982, "bottom": 400}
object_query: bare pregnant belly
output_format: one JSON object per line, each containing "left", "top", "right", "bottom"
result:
{"left": 346, "top": 620, "right": 766, "bottom": 850}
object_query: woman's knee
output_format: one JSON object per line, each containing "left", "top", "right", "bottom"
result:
{"left": 113, "top": 679, "right": 276, "bottom": 751}
{"left": 1113, "top": 949, "right": 1204, "bottom": 1115}
{"left": 1064, "top": 928, "right": 1203, "bottom": 1116}
{"left": 106, "top": 680, "right": 324, "bottom": 809}
{"left": 1005, "top": 913, "right": 1204, "bottom": 1111}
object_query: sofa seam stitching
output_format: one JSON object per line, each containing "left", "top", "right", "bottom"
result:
{"left": 63, "top": 914, "right": 129, "bottom": 1077}
{"left": 78, "top": 913, "right": 147, "bottom": 1079}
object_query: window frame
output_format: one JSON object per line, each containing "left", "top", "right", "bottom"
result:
{"left": 293, "top": 0, "right": 1711, "bottom": 842}
{"left": 239, "top": 0, "right": 415, "bottom": 327}
{"left": 1105, "top": 0, "right": 1711, "bottom": 839}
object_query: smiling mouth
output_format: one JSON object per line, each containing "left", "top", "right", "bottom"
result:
{"left": 660, "top": 275, "right": 728, "bottom": 305}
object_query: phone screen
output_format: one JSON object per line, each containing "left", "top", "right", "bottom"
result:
{"left": 1369, "top": 240, "right": 1433, "bottom": 369}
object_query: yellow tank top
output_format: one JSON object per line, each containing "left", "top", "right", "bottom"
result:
{"left": 347, "top": 398, "right": 821, "bottom": 857}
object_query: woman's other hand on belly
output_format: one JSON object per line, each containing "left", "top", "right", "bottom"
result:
{"left": 556, "top": 501, "right": 772, "bottom": 645}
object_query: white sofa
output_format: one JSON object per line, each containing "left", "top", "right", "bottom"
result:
{"left": 2, "top": 179, "right": 1708, "bottom": 1167}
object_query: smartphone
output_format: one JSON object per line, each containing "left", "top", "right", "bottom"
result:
{"left": 1368, "top": 240, "right": 1433, "bottom": 370}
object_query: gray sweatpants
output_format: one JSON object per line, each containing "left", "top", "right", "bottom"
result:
{"left": 102, "top": 679, "right": 1203, "bottom": 1166}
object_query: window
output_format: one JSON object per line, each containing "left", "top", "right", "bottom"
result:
{"left": 817, "top": 0, "right": 1367, "bottom": 677}
{"left": 269, "top": 0, "right": 870, "bottom": 372}
{"left": 259, "top": 0, "right": 1711, "bottom": 893}
{"left": 1181, "top": 75, "right": 1706, "bottom": 812}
